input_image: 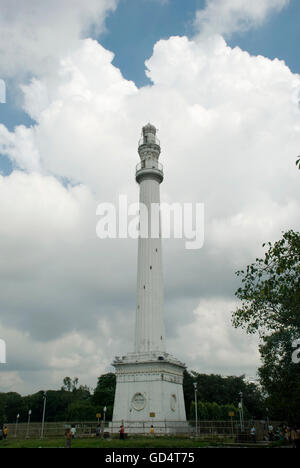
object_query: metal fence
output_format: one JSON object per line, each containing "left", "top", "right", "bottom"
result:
{"left": 5, "top": 421, "right": 107, "bottom": 440}
{"left": 4, "top": 420, "right": 275, "bottom": 440}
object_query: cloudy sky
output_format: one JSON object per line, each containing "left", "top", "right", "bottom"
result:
{"left": 0, "top": 0, "right": 299, "bottom": 395}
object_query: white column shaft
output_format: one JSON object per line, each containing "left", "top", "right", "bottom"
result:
{"left": 135, "top": 178, "right": 165, "bottom": 353}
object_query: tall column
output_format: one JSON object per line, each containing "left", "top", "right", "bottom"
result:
{"left": 111, "top": 124, "right": 187, "bottom": 431}
{"left": 135, "top": 124, "right": 165, "bottom": 354}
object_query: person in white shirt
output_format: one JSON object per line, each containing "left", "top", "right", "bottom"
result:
{"left": 250, "top": 426, "right": 256, "bottom": 443}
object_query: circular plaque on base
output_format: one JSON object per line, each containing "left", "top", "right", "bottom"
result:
{"left": 132, "top": 393, "right": 147, "bottom": 411}
{"left": 170, "top": 394, "right": 177, "bottom": 412}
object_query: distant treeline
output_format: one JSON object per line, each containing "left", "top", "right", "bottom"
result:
{"left": 0, "top": 372, "right": 266, "bottom": 424}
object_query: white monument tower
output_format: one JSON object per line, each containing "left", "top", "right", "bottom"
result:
{"left": 111, "top": 124, "right": 187, "bottom": 433}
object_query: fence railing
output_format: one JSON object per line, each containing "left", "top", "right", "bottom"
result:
{"left": 4, "top": 420, "right": 276, "bottom": 440}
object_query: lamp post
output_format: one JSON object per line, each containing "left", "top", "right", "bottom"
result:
{"left": 15, "top": 414, "right": 20, "bottom": 438}
{"left": 103, "top": 406, "right": 107, "bottom": 436}
{"left": 239, "top": 392, "right": 244, "bottom": 433}
{"left": 26, "top": 410, "right": 32, "bottom": 439}
{"left": 266, "top": 407, "right": 270, "bottom": 439}
{"left": 41, "top": 392, "right": 47, "bottom": 439}
{"left": 193, "top": 383, "right": 198, "bottom": 437}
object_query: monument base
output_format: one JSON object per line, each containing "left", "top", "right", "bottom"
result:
{"left": 111, "top": 352, "right": 188, "bottom": 434}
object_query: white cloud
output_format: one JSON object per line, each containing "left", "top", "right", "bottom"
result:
{"left": 0, "top": 320, "right": 117, "bottom": 394}
{"left": 195, "top": 0, "right": 290, "bottom": 37}
{"left": 0, "top": 8, "right": 300, "bottom": 393}
{"left": 0, "top": 125, "right": 41, "bottom": 172}
{"left": 168, "top": 299, "right": 260, "bottom": 376}
{"left": 0, "top": 0, "right": 117, "bottom": 79}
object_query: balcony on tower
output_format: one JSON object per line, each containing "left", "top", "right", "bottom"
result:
{"left": 136, "top": 158, "right": 164, "bottom": 184}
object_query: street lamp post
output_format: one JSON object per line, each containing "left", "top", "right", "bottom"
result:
{"left": 239, "top": 392, "right": 244, "bottom": 433}
{"left": 26, "top": 410, "right": 32, "bottom": 439}
{"left": 193, "top": 383, "right": 198, "bottom": 437}
{"left": 15, "top": 414, "right": 20, "bottom": 438}
{"left": 103, "top": 406, "right": 107, "bottom": 436}
{"left": 41, "top": 392, "right": 47, "bottom": 439}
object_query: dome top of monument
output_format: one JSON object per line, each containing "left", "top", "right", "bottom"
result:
{"left": 142, "top": 123, "right": 157, "bottom": 136}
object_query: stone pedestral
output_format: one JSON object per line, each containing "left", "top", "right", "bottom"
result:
{"left": 111, "top": 352, "right": 187, "bottom": 434}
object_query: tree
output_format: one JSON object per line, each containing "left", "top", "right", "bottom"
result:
{"left": 93, "top": 373, "right": 116, "bottom": 420}
{"left": 66, "top": 401, "right": 98, "bottom": 421}
{"left": 61, "top": 377, "right": 80, "bottom": 393}
{"left": 183, "top": 371, "right": 265, "bottom": 419}
{"left": 0, "top": 392, "right": 23, "bottom": 423}
{"left": 258, "top": 330, "right": 300, "bottom": 422}
{"left": 0, "top": 394, "right": 7, "bottom": 422}
{"left": 233, "top": 230, "right": 300, "bottom": 422}
{"left": 62, "top": 377, "right": 72, "bottom": 392}
{"left": 182, "top": 370, "right": 196, "bottom": 419}
{"left": 42, "top": 390, "right": 73, "bottom": 422}
{"left": 190, "top": 401, "right": 241, "bottom": 421}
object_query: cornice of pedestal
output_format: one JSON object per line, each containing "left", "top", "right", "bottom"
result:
{"left": 112, "top": 351, "right": 186, "bottom": 371}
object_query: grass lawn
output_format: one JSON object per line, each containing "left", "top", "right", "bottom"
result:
{"left": 0, "top": 437, "right": 219, "bottom": 449}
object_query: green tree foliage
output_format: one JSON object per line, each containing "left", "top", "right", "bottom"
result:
{"left": 183, "top": 371, "right": 265, "bottom": 420}
{"left": 233, "top": 230, "right": 300, "bottom": 422}
{"left": 259, "top": 330, "right": 300, "bottom": 422}
{"left": 0, "top": 394, "right": 7, "bottom": 422}
{"left": 66, "top": 401, "right": 98, "bottom": 421}
{"left": 1, "top": 371, "right": 265, "bottom": 423}
{"left": 61, "top": 377, "right": 80, "bottom": 393}
{"left": 92, "top": 373, "right": 116, "bottom": 421}
{"left": 0, "top": 393, "right": 23, "bottom": 423}
{"left": 40, "top": 390, "right": 73, "bottom": 422}
{"left": 190, "top": 401, "right": 241, "bottom": 421}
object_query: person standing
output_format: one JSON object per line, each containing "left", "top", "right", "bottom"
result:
{"left": 268, "top": 424, "right": 274, "bottom": 441}
{"left": 3, "top": 426, "right": 8, "bottom": 440}
{"left": 71, "top": 425, "right": 76, "bottom": 439}
{"left": 65, "top": 428, "right": 72, "bottom": 449}
{"left": 293, "top": 427, "right": 300, "bottom": 449}
{"left": 250, "top": 426, "right": 256, "bottom": 443}
{"left": 119, "top": 425, "right": 125, "bottom": 440}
